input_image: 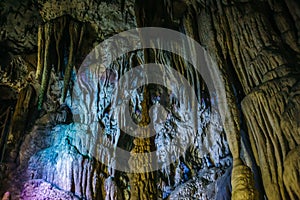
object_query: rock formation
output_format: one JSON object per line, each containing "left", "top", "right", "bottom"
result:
{"left": 0, "top": 0, "right": 299, "bottom": 200}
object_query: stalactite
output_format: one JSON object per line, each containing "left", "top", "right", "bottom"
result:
{"left": 77, "top": 23, "right": 85, "bottom": 55}
{"left": 35, "top": 25, "right": 44, "bottom": 82}
{"left": 53, "top": 17, "right": 66, "bottom": 74}
{"left": 61, "top": 21, "right": 80, "bottom": 103}
{"left": 38, "top": 22, "right": 53, "bottom": 110}
{"left": 203, "top": 26, "right": 259, "bottom": 200}
{"left": 121, "top": 0, "right": 125, "bottom": 14}
{"left": 0, "top": 107, "right": 12, "bottom": 163}
{"left": 163, "top": 0, "right": 173, "bottom": 21}
{"left": 182, "top": 6, "right": 258, "bottom": 199}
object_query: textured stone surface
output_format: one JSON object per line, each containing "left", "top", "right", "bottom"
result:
{"left": 0, "top": 0, "right": 300, "bottom": 199}
{"left": 38, "top": 0, "right": 136, "bottom": 39}
{"left": 21, "top": 179, "right": 80, "bottom": 200}
{"left": 283, "top": 146, "right": 300, "bottom": 200}
{"left": 0, "top": 0, "right": 40, "bottom": 53}
{"left": 187, "top": 1, "right": 300, "bottom": 199}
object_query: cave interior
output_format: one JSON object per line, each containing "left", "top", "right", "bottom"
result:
{"left": 0, "top": 0, "right": 300, "bottom": 199}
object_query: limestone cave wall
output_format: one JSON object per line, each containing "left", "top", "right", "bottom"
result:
{"left": 0, "top": 0, "right": 299, "bottom": 200}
